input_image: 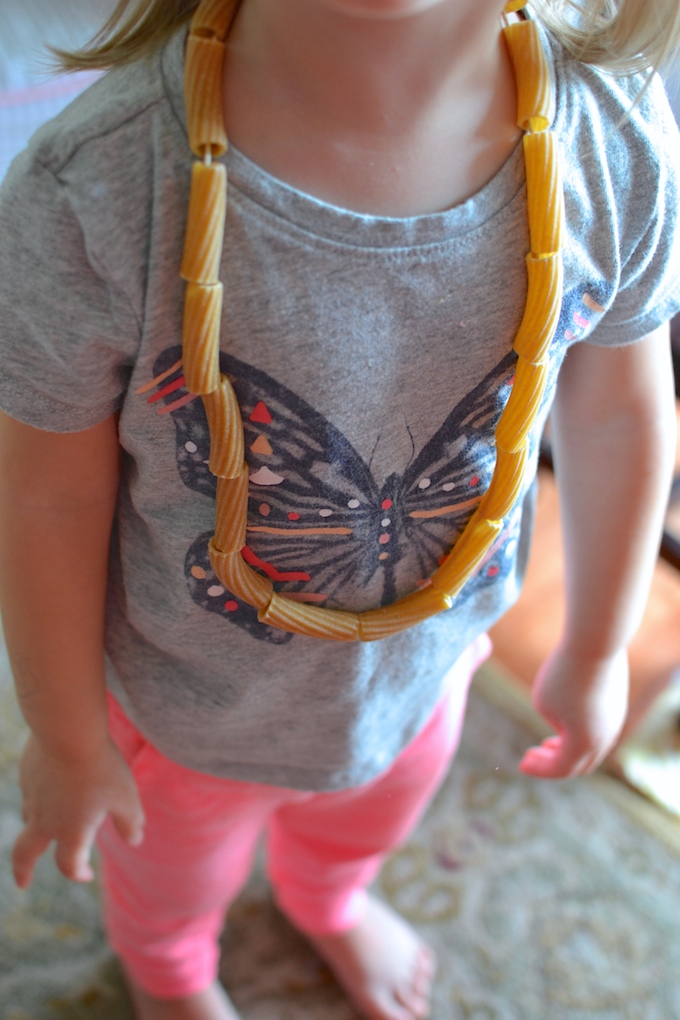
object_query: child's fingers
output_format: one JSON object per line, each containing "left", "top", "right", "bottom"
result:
{"left": 11, "top": 823, "right": 51, "bottom": 889}
{"left": 518, "top": 736, "right": 595, "bottom": 779}
{"left": 518, "top": 743, "right": 558, "bottom": 777}
{"left": 541, "top": 735, "right": 562, "bottom": 748}
{"left": 111, "top": 804, "right": 146, "bottom": 847}
{"left": 53, "top": 831, "right": 97, "bottom": 883}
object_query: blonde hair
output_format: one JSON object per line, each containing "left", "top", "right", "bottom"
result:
{"left": 531, "top": 0, "right": 680, "bottom": 73}
{"left": 53, "top": 0, "right": 241, "bottom": 73}
{"left": 54, "top": 0, "right": 680, "bottom": 75}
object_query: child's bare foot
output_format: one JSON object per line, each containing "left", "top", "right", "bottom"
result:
{"left": 310, "top": 895, "right": 435, "bottom": 1020}
{"left": 126, "top": 977, "right": 241, "bottom": 1020}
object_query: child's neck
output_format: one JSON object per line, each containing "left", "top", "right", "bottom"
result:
{"left": 223, "top": 0, "right": 521, "bottom": 216}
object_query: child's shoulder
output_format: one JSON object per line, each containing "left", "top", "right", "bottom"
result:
{"left": 541, "top": 19, "right": 678, "bottom": 157}
{"left": 536, "top": 21, "right": 680, "bottom": 343}
{"left": 23, "top": 30, "right": 185, "bottom": 181}
{"left": 538, "top": 18, "right": 680, "bottom": 252}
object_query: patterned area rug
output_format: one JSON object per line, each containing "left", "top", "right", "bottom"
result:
{"left": 1, "top": 641, "right": 680, "bottom": 1020}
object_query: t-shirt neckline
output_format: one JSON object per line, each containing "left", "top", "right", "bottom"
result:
{"left": 163, "top": 25, "right": 539, "bottom": 250}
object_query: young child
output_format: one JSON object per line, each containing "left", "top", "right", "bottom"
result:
{"left": 1, "top": 1, "right": 679, "bottom": 1018}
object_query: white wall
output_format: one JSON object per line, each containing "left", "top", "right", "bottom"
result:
{"left": 0, "top": 0, "right": 115, "bottom": 179}
{"left": 665, "top": 66, "right": 680, "bottom": 126}
{"left": 0, "top": 0, "right": 113, "bottom": 89}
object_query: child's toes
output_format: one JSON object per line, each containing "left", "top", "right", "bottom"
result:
{"left": 396, "top": 949, "right": 435, "bottom": 1017}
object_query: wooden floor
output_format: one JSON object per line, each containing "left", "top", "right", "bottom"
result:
{"left": 490, "top": 459, "right": 680, "bottom": 744}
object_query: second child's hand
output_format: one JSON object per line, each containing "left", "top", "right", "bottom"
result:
{"left": 12, "top": 734, "right": 144, "bottom": 888}
{"left": 518, "top": 646, "right": 629, "bottom": 779}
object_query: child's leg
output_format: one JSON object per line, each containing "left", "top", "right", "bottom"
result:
{"left": 268, "top": 636, "right": 489, "bottom": 933}
{"left": 98, "top": 696, "right": 283, "bottom": 1005}
{"left": 266, "top": 635, "right": 490, "bottom": 1020}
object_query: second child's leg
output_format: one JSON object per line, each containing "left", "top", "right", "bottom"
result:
{"left": 267, "top": 636, "right": 491, "bottom": 1020}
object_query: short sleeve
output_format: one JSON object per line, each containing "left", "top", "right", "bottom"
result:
{"left": 587, "top": 76, "right": 680, "bottom": 344}
{"left": 0, "top": 148, "right": 141, "bottom": 432}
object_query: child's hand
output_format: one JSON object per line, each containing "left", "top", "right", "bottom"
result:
{"left": 518, "top": 646, "right": 629, "bottom": 780}
{"left": 11, "top": 733, "right": 145, "bottom": 888}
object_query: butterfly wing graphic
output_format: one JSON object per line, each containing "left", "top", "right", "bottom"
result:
{"left": 145, "top": 346, "right": 518, "bottom": 640}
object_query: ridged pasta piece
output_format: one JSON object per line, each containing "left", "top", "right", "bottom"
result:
{"left": 213, "top": 467, "right": 249, "bottom": 553}
{"left": 503, "top": 20, "right": 552, "bottom": 132}
{"left": 495, "top": 358, "right": 548, "bottom": 453}
{"left": 208, "top": 541, "right": 274, "bottom": 609}
{"left": 523, "top": 132, "right": 564, "bottom": 257}
{"left": 358, "top": 586, "right": 452, "bottom": 642}
{"left": 181, "top": 162, "right": 227, "bottom": 284}
{"left": 202, "top": 376, "right": 244, "bottom": 478}
{"left": 477, "top": 445, "right": 529, "bottom": 522}
{"left": 184, "top": 35, "right": 228, "bottom": 158}
{"left": 503, "top": 0, "right": 526, "bottom": 11}
{"left": 259, "top": 595, "right": 360, "bottom": 642}
{"left": 183, "top": 282, "right": 222, "bottom": 394}
{"left": 190, "top": 0, "right": 237, "bottom": 40}
{"left": 513, "top": 253, "right": 562, "bottom": 364}
{"left": 431, "top": 515, "right": 503, "bottom": 597}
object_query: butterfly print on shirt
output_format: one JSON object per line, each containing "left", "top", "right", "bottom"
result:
{"left": 143, "top": 346, "right": 523, "bottom": 643}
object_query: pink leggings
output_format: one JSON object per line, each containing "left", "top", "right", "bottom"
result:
{"left": 97, "top": 636, "right": 490, "bottom": 999}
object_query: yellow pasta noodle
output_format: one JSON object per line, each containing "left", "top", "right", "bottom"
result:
{"left": 214, "top": 467, "right": 249, "bottom": 553}
{"left": 180, "top": 162, "right": 227, "bottom": 284}
{"left": 523, "top": 132, "right": 564, "bottom": 257}
{"left": 359, "top": 587, "right": 452, "bottom": 642}
{"left": 431, "top": 515, "right": 503, "bottom": 597}
{"left": 208, "top": 542, "right": 274, "bottom": 609}
{"left": 202, "top": 376, "right": 244, "bottom": 478}
{"left": 495, "top": 358, "right": 548, "bottom": 453}
{"left": 184, "top": 35, "right": 228, "bottom": 158}
{"left": 477, "top": 445, "right": 529, "bottom": 522}
{"left": 259, "top": 595, "right": 360, "bottom": 642}
{"left": 189, "top": 0, "right": 236, "bottom": 39}
{"left": 513, "top": 253, "right": 562, "bottom": 363}
{"left": 183, "top": 282, "right": 222, "bottom": 394}
{"left": 503, "top": 20, "right": 552, "bottom": 132}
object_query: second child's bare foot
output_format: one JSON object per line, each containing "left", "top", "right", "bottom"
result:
{"left": 126, "top": 977, "right": 241, "bottom": 1020}
{"left": 310, "top": 895, "right": 435, "bottom": 1020}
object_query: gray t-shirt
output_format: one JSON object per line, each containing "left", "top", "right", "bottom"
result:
{"left": 1, "top": 25, "right": 679, "bottom": 789}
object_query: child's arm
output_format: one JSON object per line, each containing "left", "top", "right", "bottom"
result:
{"left": 519, "top": 324, "right": 677, "bottom": 779}
{"left": 0, "top": 410, "right": 145, "bottom": 886}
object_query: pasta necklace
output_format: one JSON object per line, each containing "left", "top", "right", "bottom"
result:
{"left": 179, "top": 0, "right": 564, "bottom": 642}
